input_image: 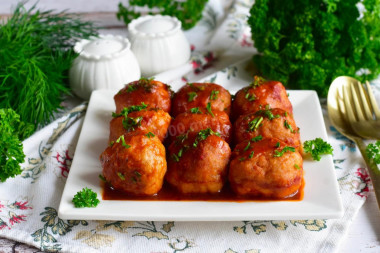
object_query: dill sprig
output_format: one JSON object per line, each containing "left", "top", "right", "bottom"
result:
{"left": 0, "top": 2, "right": 98, "bottom": 138}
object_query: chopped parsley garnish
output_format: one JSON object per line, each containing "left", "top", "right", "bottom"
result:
{"left": 117, "top": 172, "right": 125, "bottom": 180}
{"left": 275, "top": 142, "right": 280, "bottom": 148}
{"left": 366, "top": 140, "right": 380, "bottom": 164}
{"left": 72, "top": 187, "right": 100, "bottom": 208}
{"left": 122, "top": 116, "right": 143, "bottom": 132}
{"left": 109, "top": 141, "right": 114, "bottom": 147}
{"left": 244, "top": 141, "right": 251, "bottom": 151}
{"left": 251, "top": 135, "right": 263, "bottom": 142}
{"left": 274, "top": 146, "right": 296, "bottom": 157}
{"left": 247, "top": 117, "right": 263, "bottom": 132}
{"left": 126, "top": 78, "right": 155, "bottom": 93}
{"left": 284, "top": 120, "right": 295, "bottom": 133}
{"left": 126, "top": 84, "right": 137, "bottom": 93}
{"left": 188, "top": 82, "right": 204, "bottom": 91}
{"left": 284, "top": 112, "right": 288, "bottom": 117}
{"left": 190, "top": 107, "right": 202, "bottom": 114}
{"left": 112, "top": 102, "right": 148, "bottom": 117}
{"left": 245, "top": 92, "right": 256, "bottom": 101}
{"left": 239, "top": 157, "right": 246, "bottom": 161}
{"left": 249, "top": 76, "right": 266, "bottom": 88}
{"left": 249, "top": 151, "right": 255, "bottom": 158}
{"left": 294, "top": 164, "right": 301, "bottom": 170}
{"left": 115, "top": 135, "right": 131, "bottom": 148}
{"left": 193, "top": 128, "right": 220, "bottom": 147}
{"left": 206, "top": 102, "right": 215, "bottom": 117}
{"left": 171, "top": 145, "right": 190, "bottom": 162}
{"left": 99, "top": 174, "right": 107, "bottom": 182}
{"left": 171, "top": 153, "right": 180, "bottom": 162}
{"left": 175, "top": 132, "right": 189, "bottom": 145}
{"left": 210, "top": 90, "right": 220, "bottom": 100}
{"left": 131, "top": 171, "right": 142, "bottom": 183}
{"left": 303, "top": 138, "right": 333, "bottom": 161}
{"left": 255, "top": 108, "right": 280, "bottom": 120}
{"left": 145, "top": 132, "right": 155, "bottom": 138}
{"left": 188, "top": 91, "right": 198, "bottom": 102}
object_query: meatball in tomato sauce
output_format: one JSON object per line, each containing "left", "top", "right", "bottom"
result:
{"left": 168, "top": 107, "right": 232, "bottom": 143}
{"left": 229, "top": 138, "right": 303, "bottom": 198}
{"left": 114, "top": 79, "right": 172, "bottom": 113}
{"left": 234, "top": 108, "right": 300, "bottom": 149}
{"left": 109, "top": 107, "right": 171, "bottom": 143}
{"left": 171, "top": 82, "right": 231, "bottom": 117}
{"left": 100, "top": 134, "right": 166, "bottom": 196}
{"left": 232, "top": 77, "right": 292, "bottom": 120}
{"left": 166, "top": 129, "right": 231, "bottom": 194}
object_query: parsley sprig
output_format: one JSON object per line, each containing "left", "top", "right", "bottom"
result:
{"left": 0, "top": 109, "right": 33, "bottom": 182}
{"left": 303, "top": 138, "right": 333, "bottom": 161}
{"left": 366, "top": 140, "right": 380, "bottom": 164}
{"left": 72, "top": 187, "right": 100, "bottom": 208}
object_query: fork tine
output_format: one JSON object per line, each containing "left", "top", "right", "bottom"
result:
{"left": 356, "top": 81, "right": 373, "bottom": 120}
{"left": 365, "top": 81, "right": 380, "bottom": 119}
{"left": 349, "top": 82, "right": 367, "bottom": 121}
{"left": 343, "top": 85, "right": 357, "bottom": 123}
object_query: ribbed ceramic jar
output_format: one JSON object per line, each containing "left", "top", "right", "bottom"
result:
{"left": 129, "top": 15, "right": 191, "bottom": 77}
{"left": 69, "top": 34, "right": 141, "bottom": 100}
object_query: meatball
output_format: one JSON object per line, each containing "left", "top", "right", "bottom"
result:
{"left": 231, "top": 77, "right": 292, "bottom": 120}
{"left": 100, "top": 134, "right": 167, "bottom": 196}
{"left": 114, "top": 79, "right": 172, "bottom": 113}
{"left": 166, "top": 130, "right": 231, "bottom": 194}
{"left": 234, "top": 108, "right": 300, "bottom": 149}
{"left": 171, "top": 82, "right": 231, "bottom": 117}
{"left": 167, "top": 108, "right": 232, "bottom": 143}
{"left": 109, "top": 108, "right": 171, "bottom": 142}
{"left": 229, "top": 138, "right": 303, "bottom": 198}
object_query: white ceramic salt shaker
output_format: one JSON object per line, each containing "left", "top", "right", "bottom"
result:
{"left": 69, "top": 34, "right": 141, "bottom": 100}
{"left": 129, "top": 15, "right": 191, "bottom": 77}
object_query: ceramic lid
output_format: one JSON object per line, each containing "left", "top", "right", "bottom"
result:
{"left": 128, "top": 15, "right": 182, "bottom": 38}
{"left": 74, "top": 34, "right": 132, "bottom": 60}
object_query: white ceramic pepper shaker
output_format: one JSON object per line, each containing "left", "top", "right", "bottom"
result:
{"left": 69, "top": 34, "right": 141, "bottom": 100}
{"left": 129, "top": 15, "right": 191, "bottom": 77}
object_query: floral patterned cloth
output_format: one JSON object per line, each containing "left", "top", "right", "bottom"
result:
{"left": 0, "top": 0, "right": 378, "bottom": 252}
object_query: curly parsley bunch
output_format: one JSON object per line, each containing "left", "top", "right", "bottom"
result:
{"left": 249, "top": 0, "right": 380, "bottom": 97}
{"left": 0, "top": 109, "right": 33, "bottom": 182}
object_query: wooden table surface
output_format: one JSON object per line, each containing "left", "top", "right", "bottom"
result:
{"left": 0, "top": 5, "right": 379, "bottom": 252}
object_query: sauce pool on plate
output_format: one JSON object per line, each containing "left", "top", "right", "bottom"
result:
{"left": 102, "top": 180, "right": 304, "bottom": 202}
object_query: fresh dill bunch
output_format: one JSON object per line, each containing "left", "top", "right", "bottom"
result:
{"left": 117, "top": 0, "right": 208, "bottom": 30}
{"left": 0, "top": 2, "right": 98, "bottom": 137}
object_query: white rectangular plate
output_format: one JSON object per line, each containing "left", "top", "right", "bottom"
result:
{"left": 59, "top": 62, "right": 343, "bottom": 221}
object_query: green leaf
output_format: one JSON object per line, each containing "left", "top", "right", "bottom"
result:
{"left": 0, "top": 108, "right": 28, "bottom": 182}
{"left": 366, "top": 140, "right": 380, "bottom": 164}
{"left": 303, "top": 138, "right": 333, "bottom": 161}
{"left": 72, "top": 187, "right": 100, "bottom": 208}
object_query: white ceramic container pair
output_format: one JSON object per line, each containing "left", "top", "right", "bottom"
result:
{"left": 69, "top": 15, "right": 190, "bottom": 100}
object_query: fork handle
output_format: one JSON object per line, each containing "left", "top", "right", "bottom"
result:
{"left": 354, "top": 137, "right": 380, "bottom": 210}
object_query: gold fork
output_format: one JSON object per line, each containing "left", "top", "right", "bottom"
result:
{"left": 328, "top": 76, "right": 380, "bottom": 209}
{"left": 343, "top": 80, "right": 380, "bottom": 139}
